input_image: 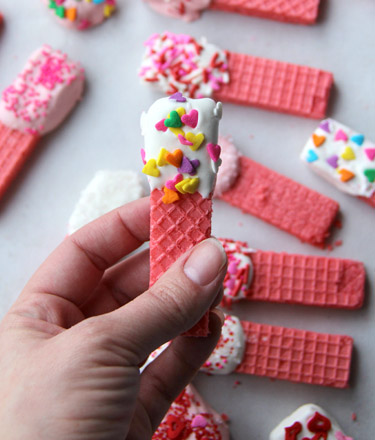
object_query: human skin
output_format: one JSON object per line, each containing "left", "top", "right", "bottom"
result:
{"left": 0, "top": 197, "right": 226, "bottom": 439}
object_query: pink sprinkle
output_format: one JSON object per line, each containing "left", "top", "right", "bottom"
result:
{"left": 228, "top": 261, "right": 238, "bottom": 275}
{"left": 191, "top": 415, "right": 207, "bottom": 429}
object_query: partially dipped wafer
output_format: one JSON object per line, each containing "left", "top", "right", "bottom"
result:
{"left": 139, "top": 32, "right": 333, "bottom": 119}
{"left": 141, "top": 93, "right": 222, "bottom": 336}
{"left": 0, "top": 45, "right": 84, "bottom": 200}
{"left": 219, "top": 238, "right": 365, "bottom": 309}
{"left": 144, "top": 314, "right": 353, "bottom": 388}
{"left": 42, "top": 0, "right": 116, "bottom": 31}
{"left": 216, "top": 137, "right": 340, "bottom": 246}
{"left": 144, "top": 0, "right": 321, "bottom": 25}
{"left": 153, "top": 385, "right": 229, "bottom": 439}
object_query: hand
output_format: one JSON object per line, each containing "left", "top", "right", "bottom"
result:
{"left": 0, "top": 197, "right": 227, "bottom": 439}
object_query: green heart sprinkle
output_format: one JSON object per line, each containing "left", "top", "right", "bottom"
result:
{"left": 364, "top": 169, "right": 375, "bottom": 183}
{"left": 164, "top": 111, "right": 182, "bottom": 128}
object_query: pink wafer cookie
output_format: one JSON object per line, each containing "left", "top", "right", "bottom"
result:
{"left": 139, "top": 32, "right": 333, "bottom": 119}
{"left": 153, "top": 385, "right": 229, "bottom": 439}
{"left": 0, "top": 122, "right": 39, "bottom": 199}
{"left": 142, "top": 95, "right": 222, "bottom": 336}
{"left": 150, "top": 189, "right": 212, "bottom": 337}
{"left": 236, "top": 321, "right": 353, "bottom": 388}
{"left": 220, "top": 238, "right": 365, "bottom": 309}
{"left": 0, "top": 45, "right": 84, "bottom": 200}
{"left": 209, "top": 0, "right": 320, "bottom": 24}
{"left": 220, "top": 156, "right": 339, "bottom": 246}
{"left": 144, "top": 0, "right": 320, "bottom": 24}
{"left": 213, "top": 52, "right": 333, "bottom": 119}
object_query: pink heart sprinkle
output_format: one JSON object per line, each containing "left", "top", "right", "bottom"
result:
{"left": 165, "top": 174, "right": 183, "bottom": 191}
{"left": 191, "top": 415, "right": 207, "bottom": 429}
{"left": 334, "top": 129, "right": 348, "bottom": 142}
{"left": 178, "top": 134, "right": 193, "bottom": 146}
{"left": 155, "top": 119, "right": 168, "bottom": 132}
{"left": 364, "top": 148, "right": 375, "bottom": 161}
{"left": 181, "top": 109, "right": 199, "bottom": 128}
{"left": 140, "top": 148, "right": 146, "bottom": 165}
{"left": 207, "top": 143, "right": 221, "bottom": 162}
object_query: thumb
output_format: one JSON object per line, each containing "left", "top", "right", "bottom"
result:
{"left": 86, "top": 237, "right": 227, "bottom": 365}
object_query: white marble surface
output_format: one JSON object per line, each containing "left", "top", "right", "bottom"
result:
{"left": 0, "top": 1, "right": 374, "bottom": 438}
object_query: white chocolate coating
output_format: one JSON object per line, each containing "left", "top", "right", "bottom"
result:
{"left": 219, "top": 239, "right": 255, "bottom": 303}
{"left": 301, "top": 118, "right": 375, "bottom": 199}
{"left": 139, "top": 32, "right": 229, "bottom": 98}
{"left": 42, "top": 0, "right": 116, "bottom": 30}
{"left": 141, "top": 95, "right": 222, "bottom": 199}
{"left": 144, "top": 0, "right": 211, "bottom": 22}
{"left": 0, "top": 45, "right": 84, "bottom": 135}
{"left": 269, "top": 404, "right": 353, "bottom": 440}
{"left": 153, "top": 385, "right": 230, "bottom": 439}
{"left": 201, "top": 314, "right": 245, "bottom": 375}
{"left": 68, "top": 170, "right": 145, "bottom": 234}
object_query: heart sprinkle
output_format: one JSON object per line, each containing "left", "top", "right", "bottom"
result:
{"left": 164, "top": 110, "right": 182, "bottom": 128}
{"left": 142, "top": 159, "right": 160, "bottom": 177}
{"left": 312, "top": 134, "right": 326, "bottom": 147}
{"left": 166, "top": 149, "right": 183, "bottom": 168}
{"left": 155, "top": 119, "right": 168, "bottom": 132}
{"left": 178, "top": 134, "right": 193, "bottom": 146}
{"left": 181, "top": 109, "right": 199, "bottom": 128}
{"left": 207, "top": 143, "right": 221, "bottom": 162}
{"left": 169, "top": 92, "right": 186, "bottom": 103}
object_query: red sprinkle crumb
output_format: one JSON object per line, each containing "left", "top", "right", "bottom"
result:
{"left": 334, "top": 240, "right": 343, "bottom": 247}
{"left": 351, "top": 412, "right": 357, "bottom": 421}
{"left": 221, "top": 413, "right": 230, "bottom": 422}
{"left": 233, "top": 380, "right": 241, "bottom": 388}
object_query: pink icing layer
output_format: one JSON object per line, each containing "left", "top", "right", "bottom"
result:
{"left": 153, "top": 385, "right": 229, "bottom": 439}
{"left": 214, "top": 135, "right": 240, "bottom": 197}
{"left": 145, "top": 0, "right": 211, "bottom": 22}
{"left": 42, "top": 0, "right": 116, "bottom": 30}
{"left": 0, "top": 45, "right": 84, "bottom": 136}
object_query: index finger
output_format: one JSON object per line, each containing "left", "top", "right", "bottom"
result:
{"left": 20, "top": 197, "right": 150, "bottom": 308}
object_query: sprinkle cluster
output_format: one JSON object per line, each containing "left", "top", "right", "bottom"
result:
{"left": 284, "top": 412, "right": 353, "bottom": 440}
{"left": 153, "top": 387, "right": 225, "bottom": 439}
{"left": 1, "top": 45, "right": 84, "bottom": 135}
{"left": 48, "top": 0, "right": 116, "bottom": 29}
{"left": 202, "top": 314, "right": 244, "bottom": 374}
{"left": 219, "top": 238, "right": 254, "bottom": 307}
{"left": 142, "top": 93, "right": 221, "bottom": 204}
{"left": 303, "top": 119, "right": 375, "bottom": 198}
{"left": 139, "top": 32, "right": 229, "bottom": 98}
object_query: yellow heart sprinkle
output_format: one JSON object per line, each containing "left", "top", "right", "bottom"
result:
{"left": 157, "top": 148, "right": 168, "bottom": 167}
{"left": 104, "top": 5, "right": 115, "bottom": 17}
{"left": 341, "top": 146, "right": 356, "bottom": 161}
{"left": 169, "top": 127, "right": 185, "bottom": 137}
{"left": 142, "top": 159, "right": 160, "bottom": 177}
{"left": 175, "top": 178, "right": 199, "bottom": 194}
{"left": 185, "top": 133, "right": 204, "bottom": 151}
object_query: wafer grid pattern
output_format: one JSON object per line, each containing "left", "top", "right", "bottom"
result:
{"left": 247, "top": 251, "right": 365, "bottom": 308}
{"left": 236, "top": 321, "right": 353, "bottom": 388}
{"left": 220, "top": 156, "right": 339, "bottom": 245}
{"left": 0, "top": 122, "right": 38, "bottom": 199}
{"left": 214, "top": 52, "right": 333, "bottom": 119}
{"left": 150, "top": 189, "right": 212, "bottom": 285}
{"left": 210, "top": 0, "right": 320, "bottom": 24}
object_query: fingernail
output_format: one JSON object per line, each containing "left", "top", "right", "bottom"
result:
{"left": 184, "top": 238, "right": 227, "bottom": 286}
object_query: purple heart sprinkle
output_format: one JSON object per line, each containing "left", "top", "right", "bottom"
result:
{"left": 169, "top": 92, "right": 186, "bottom": 103}
{"left": 178, "top": 156, "right": 194, "bottom": 174}
{"left": 319, "top": 120, "right": 331, "bottom": 133}
{"left": 326, "top": 155, "right": 339, "bottom": 169}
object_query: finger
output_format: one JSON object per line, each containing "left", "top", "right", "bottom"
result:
{"left": 81, "top": 248, "right": 150, "bottom": 317}
{"left": 18, "top": 197, "right": 150, "bottom": 309}
{"left": 132, "top": 312, "right": 223, "bottom": 435}
{"left": 79, "top": 237, "right": 227, "bottom": 366}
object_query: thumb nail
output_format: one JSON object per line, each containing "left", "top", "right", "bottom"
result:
{"left": 184, "top": 238, "right": 227, "bottom": 286}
